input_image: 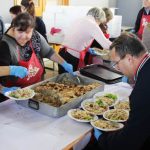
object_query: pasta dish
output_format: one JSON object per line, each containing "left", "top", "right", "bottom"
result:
{"left": 104, "top": 109, "right": 129, "bottom": 122}
{"left": 9, "top": 88, "right": 34, "bottom": 99}
{"left": 114, "top": 101, "right": 130, "bottom": 110}
{"left": 95, "top": 93, "right": 118, "bottom": 106}
{"left": 93, "top": 119, "right": 120, "bottom": 130}
{"left": 83, "top": 100, "right": 108, "bottom": 115}
{"left": 71, "top": 109, "right": 94, "bottom": 121}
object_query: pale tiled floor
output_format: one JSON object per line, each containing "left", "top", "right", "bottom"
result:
{"left": 43, "top": 58, "right": 58, "bottom": 79}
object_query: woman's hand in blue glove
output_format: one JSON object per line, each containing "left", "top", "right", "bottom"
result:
{"left": 10, "top": 66, "right": 28, "bottom": 78}
{"left": 94, "top": 128, "right": 102, "bottom": 140}
{"left": 1, "top": 86, "right": 19, "bottom": 94}
{"left": 61, "top": 61, "right": 74, "bottom": 75}
{"left": 88, "top": 48, "right": 97, "bottom": 55}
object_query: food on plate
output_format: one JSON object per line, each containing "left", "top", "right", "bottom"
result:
{"left": 95, "top": 93, "right": 118, "bottom": 107}
{"left": 94, "top": 48, "right": 109, "bottom": 55}
{"left": 93, "top": 48, "right": 110, "bottom": 60}
{"left": 82, "top": 100, "right": 108, "bottom": 115}
{"left": 103, "top": 109, "right": 129, "bottom": 122}
{"left": 8, "top": 88, "right": 34, "bottom": 99}
{"left": 70, "top": 109, "right": 96, "bottom": 121}
{"left": 91, "top": 119, "right": 124, "bottom": 131}
{"left": 114, "top": 100, "right": 130, "bottom": 110}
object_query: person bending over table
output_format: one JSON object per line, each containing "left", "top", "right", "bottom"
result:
{"left": 84, "top": 33, "right": 150, "bottom": 150}
{"left": 58, "top": 7, "right": 112, "bottom": 74}
{"left": 91, "top": 7, "right": 113, "bottom": 49}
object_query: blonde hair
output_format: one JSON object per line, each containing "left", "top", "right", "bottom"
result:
{"left": 87, "top": 7, "right": 106, "bottom": 23}
{"left": 102, "top": 7, "right": 113, "bottom": 22}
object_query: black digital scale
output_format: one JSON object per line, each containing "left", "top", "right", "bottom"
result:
{"left": 80, "top": 64, "right": 123, "bottom": 84}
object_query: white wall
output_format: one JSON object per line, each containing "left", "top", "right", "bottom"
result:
{"left": 69, "top": 0, "right": 109, "bottom": 7}
{"left": 47, "top": 0, "right": 58, "bottom": 5}
{"left": 108, "top": 0, "right": 117, "bottom": 7}
{"left": 43, "top": 5, "right": 120, "bottom": 44}
{"left": 69, "top": 0, "right": 117, "bottom": 7}
{"left": 116, "top": 0, "right": 142, "bottom": 26}
{"left": 1, "top": 0, "right": 13, "bottom": 23}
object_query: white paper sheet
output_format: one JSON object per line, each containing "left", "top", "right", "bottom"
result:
{"left": 104, "top": 82, "right": 132, "bottom": 100}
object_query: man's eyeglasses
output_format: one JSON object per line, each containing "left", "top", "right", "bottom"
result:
{"left": 111, "top": 58, "right": 122, "bottom": 68}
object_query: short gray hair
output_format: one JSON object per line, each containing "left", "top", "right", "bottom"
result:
{"left": 87, "top": 7, "right": 106, "bottom": 23}
{"left": 110, "top": 33, "right": 146, "bottom": 58}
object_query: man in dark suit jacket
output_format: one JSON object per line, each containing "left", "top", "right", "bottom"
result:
{"left": 84, "top": 33, "right": 150, "bottom": 150}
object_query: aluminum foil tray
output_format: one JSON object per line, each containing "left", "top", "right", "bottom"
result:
{"left": 16, "top": 73, "right": 104, "bottom": 117}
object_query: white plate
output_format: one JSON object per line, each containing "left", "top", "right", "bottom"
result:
{"left": 67, "top": 109, "right": 98, "bottom": 123}
{"left": 5, "top": 88, "right": 35, "bottom": 101}
{"left": 103, "top": 109, "right": 129, "bottom": 122}
{"left": 91, "top": 119, "right": 124, "bottom": 132}
{"left": 93, "top": 92, "right": 119, "bottom": 107}
{"left": 81, "top": 99, "right": 109, "bottom": 115}
{"left": 114, "top": 100, "right": 130, "bottom": 110}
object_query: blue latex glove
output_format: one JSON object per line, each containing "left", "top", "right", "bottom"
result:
{"left": 2, "top": 87, "right": 19, "bottom": 94}
{"left": 94, "top": 128, "right": 102, "bottom": 140}
{"left": 129, "top": 29, "right": 135, "bottom": 33}
{"left": 61, "top": 61, "right": 75, "bottom": 75}
{"left": 10, "top": 66, "right": 28, "bottom": 78}
{"left": 88, "top": 48, "right": 97, "bottom": 55}
{"left": 122, "top": 76, "right": 128, "bottom": 83}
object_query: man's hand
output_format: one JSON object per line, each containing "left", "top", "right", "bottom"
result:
{"left": 94, "top": 128, "right": 102, "bottom": 140}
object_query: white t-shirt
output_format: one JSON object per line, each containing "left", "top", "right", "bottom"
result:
{"left": 62, "top": 15, "right": 112, "bottom": 58}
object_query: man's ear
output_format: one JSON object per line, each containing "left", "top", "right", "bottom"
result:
{"left": 126, "top": 54, "right": 134, "bottom": 64}
{"left": 12, "top": 27, "right": 15, "bottom": 31}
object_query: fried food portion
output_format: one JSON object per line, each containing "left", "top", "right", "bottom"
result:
{"left": 33, "top": 82, "right": 100, "bottom": 107}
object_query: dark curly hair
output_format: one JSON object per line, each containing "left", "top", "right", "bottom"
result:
{"left": 11, "top": 12, "right": 35, "bottom": 31}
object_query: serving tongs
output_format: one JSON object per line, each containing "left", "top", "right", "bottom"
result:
{"left": 55, "top": 73, "right": 81, "bottom": 85}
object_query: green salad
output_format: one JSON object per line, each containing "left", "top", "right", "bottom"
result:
{"left": 104, "top": 93, "right": 117, "bottom": 100}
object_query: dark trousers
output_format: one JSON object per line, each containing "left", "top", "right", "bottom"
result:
{"left": 58, "top": 48, "right": 79, "bottom": 74}
{"left": 83, "top": 138, "right": 100, "bottom": 150}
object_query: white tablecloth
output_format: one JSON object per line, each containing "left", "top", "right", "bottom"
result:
{"left": 0, "top": 82, "right": 132, "bottom": 150}
{"left": 0, "top": 100, "right": 92, "bottom": 150}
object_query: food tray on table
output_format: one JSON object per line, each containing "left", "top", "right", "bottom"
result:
{"left": 80, "top": 64, "right": 123, "bottom": 84}
{"left": 16, "top": 73, "right": 104, "bottom": 117}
